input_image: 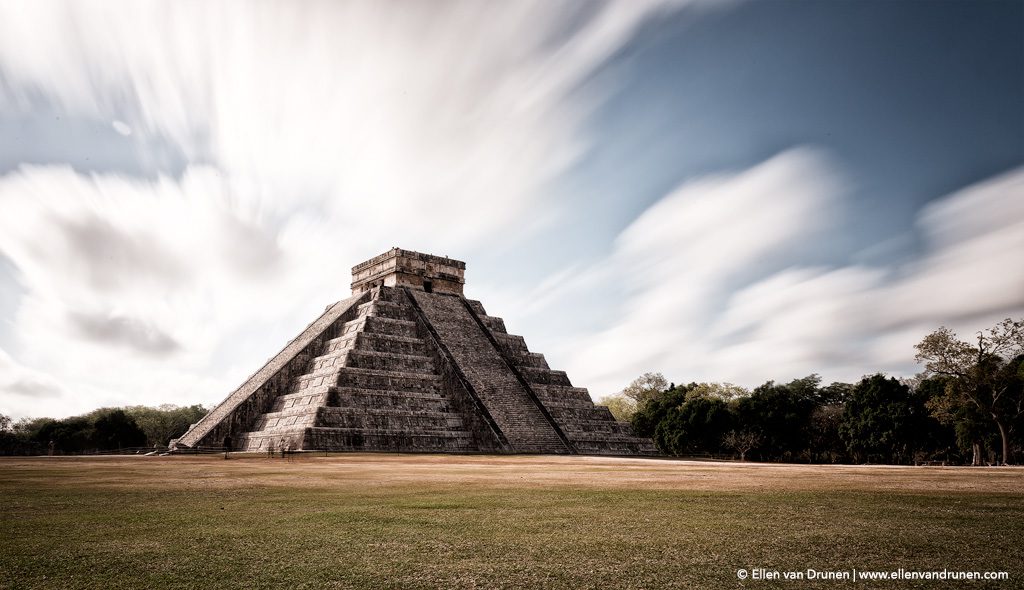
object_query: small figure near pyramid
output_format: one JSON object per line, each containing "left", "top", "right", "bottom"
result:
{"left": 173, "top": 248, "right": 657, "bottom": 455}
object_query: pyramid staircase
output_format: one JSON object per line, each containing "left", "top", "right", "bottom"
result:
{"left": 234, "top": 288, "right": 480, "bottom": 453}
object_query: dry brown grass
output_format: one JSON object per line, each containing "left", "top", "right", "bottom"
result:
{"left": 8, "top": 453, "right": 1022, "bottom": 493}
{"left": 2, "top": 454, "right": 1023, "bottom": 589}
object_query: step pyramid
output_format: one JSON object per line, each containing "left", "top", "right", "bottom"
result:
{"left": 172, "top": 248, "right": 657, "bottom": 455}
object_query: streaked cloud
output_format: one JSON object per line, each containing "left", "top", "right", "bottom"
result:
{"left": 0, "top": 1, "right": 718, "bottom": 248}
{"left": 0, "top": 348, "right": 65, "bottom": 400}
{"left": 0, "top": 1, "right": 718, "bottom": 418}
{"left": 0, "top": 1, "right": 1018, "bottom": 420}
{"left": 69, "top": 311, "right": 180, "bottom": 356}
{"left": 543, "top": 156, "right": 1024, "bottom": 396}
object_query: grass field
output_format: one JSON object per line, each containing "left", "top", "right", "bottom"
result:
{"left": 1, "top": 454, "right": 1022, "bottom": 589}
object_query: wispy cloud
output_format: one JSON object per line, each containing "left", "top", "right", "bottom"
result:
{"left": 0, "top": 1, "right": 718, "bottom": 248}
{"left": 4, "top": 1, "right": 1011, "bottom": 420}
{"left": 69, "top": 312, "right": 180, "bottom": 356}
{"left": 0, "top": 348, "right": 65, "bottom": 401}
{"left": 0, "top": 1, "right": 719, "bottom": 418}
{"left": 522, "top": 151, "right": 1024, "bottom": 397}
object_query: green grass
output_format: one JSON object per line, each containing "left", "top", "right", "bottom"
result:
{"left": 1, "top": 455, "right": 1022, "bottom": 589}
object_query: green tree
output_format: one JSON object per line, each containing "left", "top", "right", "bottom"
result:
{"left": 124, "top": 404, "right": 207, "bottom": 447}
{"left": 915, "top": 318, "right": 1024, "bottom": 465}
{"left": 655, "top": 396, "right": 733, "bottom": 456}
{"left": 92, "top": 408, "right": 147, "bottom": 450}
{"left": 36, "top": 416, "right": 92, "bottom": 453}
{"left": 686, "top": 382, "right": 749, "bottom": 402}
{"left": 631, "top": 384, "right": 692, "bottom": 439}
{"left": 735, "top": 376, "right": 820, "bottom": 461}
{"left": 806, "top": 381, "right": 854, "bottom": 463}
{"left": 0, "top": 414, "right": 18, "bottom": 455}
{"left": 817, "top": 381, "right": 853, "bottom": 405}
{"left": 601, "top": 393, "right": 637, "bottom": 422}
{"left": 916, "top": 375, "right": 978, "bottom": 464}
{"left": 807, "top": 404, "right": 846, "bottom": 463}
{"left": 840, "top": 374, "right": 931, "bottom": 464}
{"left": 621, "top": 372, "right": 669, "bottom": 407}
{"left": 722, "top": 430, "right": 761, "bottom": 461}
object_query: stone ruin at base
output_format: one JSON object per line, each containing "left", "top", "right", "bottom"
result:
{"left": 172, "top": 248, "right": 657, "bottom": 455}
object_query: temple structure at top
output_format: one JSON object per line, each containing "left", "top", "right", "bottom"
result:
{"left": 173, "top": 248, "right": 656, "bottom": 455}
{"left": 351, "top": 248, "right": 465, "bottom": 295}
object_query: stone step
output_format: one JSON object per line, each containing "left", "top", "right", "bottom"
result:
{"left": 359, "top": 316, "right": 419, "bottom": 338}
{"left": 493, "top": 333, "right": 527, "bottom": 354}
{"left": 329, "top": 387, "right": 447, "bottom": 411}
{"left": 350, "top": 332, "right": 428, "bottom": 356}
{"left": 572, "top": 438, "right": 660, "bottom": 456}
{"left": 334, "top": 367, "right": 441, "bottom": 393}
{"left": 235, "top": 428, "right": 308, "bottom": 452}
{"left": 293, "top": 367, "right": 346, "bottom": 391}
{"left": 344, "top": 349, "right": 435, "bottom": 374}
{"left": 311, "top": 348, "right": 435, "bottom": 374}
{"left": 487, "top": 344, "right": 549, "bottom": 371}
{"left": 545, "top": 404, "right": 618, "bottom": 423}
{"left": 465, "top": 299, "right": 487, "bottom": 316}
{"left": 323, "top": 331, "right": 426, "bottom": 357}
{"left": 499, "top": 441, "right": 570, "bottom": 454}
{"left": 318, "top": 329, "right": 425, "bottom": 366}
{"left": 478, "top": 315, "right": 507, "bottom": 334}
{"left": 335, "top": 315, "right": 419, "bottom": 341}
{"left": 530, "top": 385, "right": 594, "bottom": 403}
{"left": 295, "top": 351, "right": 439, "bottom": 391}
{"left": 302, "top": 426, "right": 475, "bottom": 452}
{"left": 316, "top": 407, "right": 464, "bottom": 430}
{"left": 270, "top": 387, "right": 333, "bottom": 411}
{"left": 568, "top": 433, "right": 652, "bottom": 446}
{"left": 558, "top": 418, "right": 634, "bottom": 435}
{"left": 515, "top": 352, "right": 549, "bottom": 370}
{"left": 520, "top": 366, "right": 572, "bottom": 386}
{"left": 493, "top": 332, "right": 559, "bottom": 372}
{"left": 594, "top": 405, "right": 617, "bottom": 422}
{"left": 322, "top": 333, "right": 360, "bottom": 355}
{"left": 259, "top": 404, "right": 325, "bottom": 420}
{"left": 311, "top": 349, "right": 352, "bottom": 372}
{"left": 246, "top": 420, "right": 318, "bottom": 437}
{"left": 374, "top": 286, "right": 408, "bottom": 304}
{"left": 357, "top": 298, "right": 416, "bottom": 321}
{"left": 251, "top": 406, "right": 321, "bottom": 431}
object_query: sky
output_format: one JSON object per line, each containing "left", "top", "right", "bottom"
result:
{"left": 0, "top": 0, "right": 1022, "bottom": 420}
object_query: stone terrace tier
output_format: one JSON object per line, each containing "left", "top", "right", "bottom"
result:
{"left": 465, "top": 299, "right": 659, "bottom": 456}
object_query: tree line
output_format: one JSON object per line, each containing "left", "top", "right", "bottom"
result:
{"left": 607, "top": 318, "right": 1024, "bottom": 465}
{"left": 0, "top": 404, "right": 207, "bottom": 455}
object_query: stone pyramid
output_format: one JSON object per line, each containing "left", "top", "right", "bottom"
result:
{"left": 173, "top": 248, "right": 656, "bottom": 455}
